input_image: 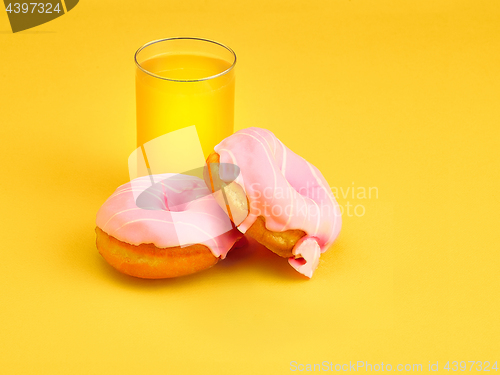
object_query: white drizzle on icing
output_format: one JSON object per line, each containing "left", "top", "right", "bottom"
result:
{"left": 214, "top": 127, "right": 342, "bottom": 277}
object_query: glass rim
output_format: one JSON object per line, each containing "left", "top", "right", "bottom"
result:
{"left": 134, "top": 37, "right": 237, "bottom": 82}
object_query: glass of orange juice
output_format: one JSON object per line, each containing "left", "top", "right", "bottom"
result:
{"left": 134, "top": 37, "right": 236, "bottom": 158}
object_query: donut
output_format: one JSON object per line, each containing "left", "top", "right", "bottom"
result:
{"left": 205, "top": 127, "right": 342, "bottom": 278}
{"left": 96, "top": 173, "right": 243, "bottom": 279}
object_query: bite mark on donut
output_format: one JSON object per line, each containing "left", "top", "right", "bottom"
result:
{"left": 245, "top": 216, "right": 305, "bottom": 258}
{"left": 205, "top": 152, "right": 307, "bottom": 259}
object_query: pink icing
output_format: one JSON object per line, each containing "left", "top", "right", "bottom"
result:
{"left": 96, "top": 174, "right": 241, "bottom": 259}
{"left": 214, "top": 127, "right": 342, "bottom": 277}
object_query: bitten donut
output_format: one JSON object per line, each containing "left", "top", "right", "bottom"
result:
{"left": 206, "top": 127, "right": 342, "bottom": 278}
{"left": 96, "top": 173, "right": 242, "bottom": 279}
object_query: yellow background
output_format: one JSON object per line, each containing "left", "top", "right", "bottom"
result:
{"left": 1, "top": 0, "right": 499, "bottom": 373}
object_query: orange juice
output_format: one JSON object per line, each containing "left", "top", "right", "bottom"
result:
{"left": 136, "top": 53, "right": 235, "bottom": 158}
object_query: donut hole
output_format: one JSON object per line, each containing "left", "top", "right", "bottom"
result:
{"left": 167, "top": 187, "right": 211, "bottom": 212}
{"left": 135, "top": 173, "right": 213, "bottom": 213}
{"left": 135, "top": 183, "right": 168, "bottom": 211}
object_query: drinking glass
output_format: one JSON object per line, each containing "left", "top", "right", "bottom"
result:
{"left": 135, "top": 37, "right": 236, "bottom": 158}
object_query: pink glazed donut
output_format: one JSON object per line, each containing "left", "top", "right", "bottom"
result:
{"left": 96, "top": 174, "right": 242, "bottom": 279}
{"left": 205, "top": 127, "right": 342, "bottom": 278}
